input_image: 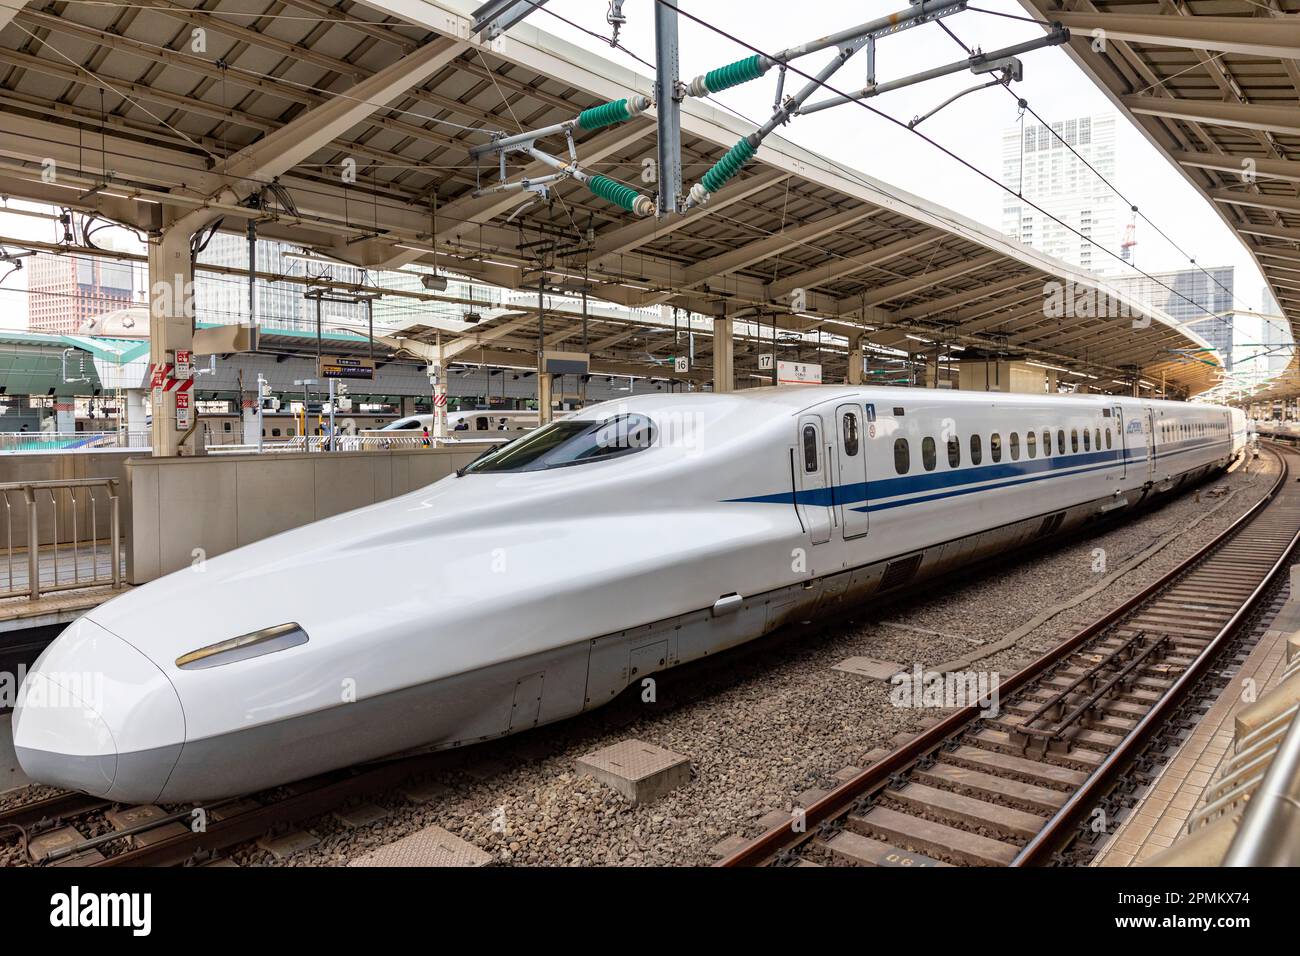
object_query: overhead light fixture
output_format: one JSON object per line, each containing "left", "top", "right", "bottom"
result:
{"left": 421, "top": 274, "right": 448, "bottom": 292}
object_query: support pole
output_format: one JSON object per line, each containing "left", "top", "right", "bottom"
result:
{"left": 537, "top": 280, "right": 553, "bottom": 423}
{"left": 654, "top": 0, "right": 682, "bottom": 217}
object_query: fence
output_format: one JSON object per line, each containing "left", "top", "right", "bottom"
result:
{"left": 0, "top": 479, "right": 123, "bottom": 600}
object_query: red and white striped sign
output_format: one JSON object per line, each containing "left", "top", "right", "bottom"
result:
{"left": 433, "top": 392, "right": 447, "bottom": 407}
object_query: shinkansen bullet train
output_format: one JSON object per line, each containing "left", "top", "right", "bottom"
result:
{"left": 14, "top": 387, "right": 1247, "bottom": 803}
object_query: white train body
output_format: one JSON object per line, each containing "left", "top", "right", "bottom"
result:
{"left": 14, "top": 387, "right": 1246, "bottom": 803}
{"left": 364, "top": 409, "right": 538, "bottom": 437}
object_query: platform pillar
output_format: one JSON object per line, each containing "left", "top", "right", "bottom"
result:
{"left": 53, "top": 396, "right": 75, "bottom": 434}
{"left": 125, "top": 388, "right": 149, "bottom": 446}
{"left": 712, "top": 304, "right": 734, "bottom": 394}
{"left": 847, "top": 333, "right": 864, "bottom": 385}
{"left": 537, "top": 366, "right": 554, "bottom": 423}
{"left": 148, "top": 224, "right": 198, "bottom": 457}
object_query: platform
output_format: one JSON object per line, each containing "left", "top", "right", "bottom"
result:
{"left": 1093, "top": 583, "right": 1300, "bottom": 866}
{"left": 0, "top": 545, "right": 125, "bottom": 630}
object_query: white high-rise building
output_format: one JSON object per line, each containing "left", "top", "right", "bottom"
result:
{"left": 1000, "top": 112, "right": 1122, "bottom": 274}
{"left": 194, "top": 234, "right": 366, "bottom": 332}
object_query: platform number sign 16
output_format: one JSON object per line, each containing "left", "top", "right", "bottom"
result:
{"left": 674, "top": 356, "right": 689, "bottom": 373}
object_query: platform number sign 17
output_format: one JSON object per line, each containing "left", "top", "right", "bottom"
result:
{"left": 674, "top": 356, "right": 689, "bottom": 373}
{"left": 759, "top": 354, "right": 774, "bottom": 371}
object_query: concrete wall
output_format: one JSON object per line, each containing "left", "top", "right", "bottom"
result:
{"left": 0, "top": 450, "right": 146, "bottom": 549}
{"left": 125, "top": 445, "right": 494, "bottom": 584}
{"left": 957, "top": 360, "right": 1050, "bottom": 394}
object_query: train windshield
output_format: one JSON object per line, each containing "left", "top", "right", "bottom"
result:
{"left": 463, "top": 414, "right": 656, "bottom": 474}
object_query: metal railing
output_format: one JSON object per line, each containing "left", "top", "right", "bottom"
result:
{"left": 1223, "top": 705, "right": 1300, "bottom": 866}
{"left": 0, "top": 479, "right": 122, "bottom": 600}
{"left": 206, "top": 434, "right": 506, "bottom": 455}
{"left": 0, "top": 430, "right": 151, "bottom": 453}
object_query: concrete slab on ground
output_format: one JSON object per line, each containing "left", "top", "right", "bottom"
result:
{"left": 348, "top": 824, "right": 491, "bottom": 867}
{"left": 576, "top": 739, "right": 691, "bottom": 805}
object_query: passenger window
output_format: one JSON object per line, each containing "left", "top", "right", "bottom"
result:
{"left": 1057, "top": 429, "right": 1066, "bottom": 453}
{"left": 922, "top": 436, "right": 937, "bottom": 471}
{"left": 476, "top": 417, "right": 489, "bottom": 430}
{"left": 1083, "top": 429, "right": 1091, "bottom": 451}
{"left": 1095, "top": 427, "right": 1101, "bottom": 450}
{"left": 223, "top": 422, "right": 231, "bottom": 432}
{"left": 272, "top": 428, "right": 281, "bottom": 437}
{"left": 970, "top": 433, "right": 983, "bottom": 466}
{"left": 990, "top": 433, "right": 1002, "bottom": 463}
{"left": 1105, "top": 428, "right": 1112, "bottom": 449}
{"left": 1027, "top": 431, "right": 1037, "bottom": 458}
{"left": 894, "top": 437, "right": 910, "bottom": 475}
{"left": 947, "top": 436, "right": 960, "bottom": 468}
{"left": 1071, "top": 429, "right": 1079, "bottom": 453}
{"left": 1043, "top": 429, "right": 1051, "bottom": 455}
{"left": 1010, "top": 432, "right": 1020, "bottom": 460}
{"left": 803, "top": 425, "right": 819, "bottom": 473}
{"left": 842, "top": 412, "right": 860, "bottom": 457}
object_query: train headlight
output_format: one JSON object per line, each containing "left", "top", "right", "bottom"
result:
{"left": 175, "top": 622, "right": 309, "bottom": 670}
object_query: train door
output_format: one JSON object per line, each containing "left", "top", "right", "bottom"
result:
{"left": 834, "top": 404, "right": 869, "bottom": 538}
{"left": 1144, "top": 407, "right": 1157, "bottom": 480}
{"left": 795, "top": 415, "right": 832, "bottom": 545}
{"left": 1111, "top": 404, "right": 1127, "bottom": 479}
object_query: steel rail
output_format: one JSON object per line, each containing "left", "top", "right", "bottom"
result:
{"left": 720, "top": 446, "right": 1290, "bottom": 867}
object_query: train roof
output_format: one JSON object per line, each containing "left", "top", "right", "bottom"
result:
{"left": 572, "top": 386, "right": 1230, "bottom": 424}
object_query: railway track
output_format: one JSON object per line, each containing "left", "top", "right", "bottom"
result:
{"left": 721, "top": 444, "right": 1300, "bottom": 867}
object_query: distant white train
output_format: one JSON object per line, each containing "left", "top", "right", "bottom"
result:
{"left": 363, "top": 409, "right": 538, "bottom": 438}
{"left": 14, "top": 387, "right": 1246, "bottom": 803}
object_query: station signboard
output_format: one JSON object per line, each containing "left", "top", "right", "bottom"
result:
{"left": 542, "top": 350, "right": 590, "bottom": 376}
{"left": 319, "top": 355, "right": 376, "bottom": 380}
{"left": 777, "top": 361, "right": 822, "bottom": 385}
{"left": 174, "top": 349, "right": 192, "bottom": 379}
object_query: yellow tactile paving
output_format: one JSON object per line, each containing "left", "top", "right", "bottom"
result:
{"left": 1094, "top": 601, "right": 1298, "bottom": 867}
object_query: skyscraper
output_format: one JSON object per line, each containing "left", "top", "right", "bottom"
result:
{"left": 1110, "top": 267, "right": 1236, "bottom": 370}
{"left": 26, "top": 252, "right": 137, "bottom": 333}
{"left": 1000, "top": 112, "right": 1122, "bottom": 274}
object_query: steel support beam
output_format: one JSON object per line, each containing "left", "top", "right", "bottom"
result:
{"left": 1170, "top": 149, "right": 1300, "bottom": 185}
{"left": 1122, "top": 96, "right": 1300, "bottom": 137}
{"left": 767, "top": 230, "right": 943, "bottom": 302}
{"left": 1209, "top": 188, "right": 1300, "bottom": 218}
{"left": 1054, "top": 13, "right": 1300, "bottom": 60}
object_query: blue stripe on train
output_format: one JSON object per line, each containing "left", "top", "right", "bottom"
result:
{"left": 726, "top": 437, "right": 1226, "bottom": 509}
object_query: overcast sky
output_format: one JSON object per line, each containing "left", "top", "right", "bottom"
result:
{"left": 0, "top": 0, "right": 1272, "bottom": 330}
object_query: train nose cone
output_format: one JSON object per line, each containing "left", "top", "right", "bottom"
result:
{"left": 12, "top": 617, "right": 185, "bottom": 803}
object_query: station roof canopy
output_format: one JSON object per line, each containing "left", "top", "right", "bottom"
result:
{"left": 0, "top": 0, "right": 1225, "bottom": 395}
{"left": 1016, "top": 0, "right": 1300, "bottom": 400}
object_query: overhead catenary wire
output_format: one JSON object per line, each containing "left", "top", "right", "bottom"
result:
{"left": 650, "top": 0, "right": 1244, "bottom": 353}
